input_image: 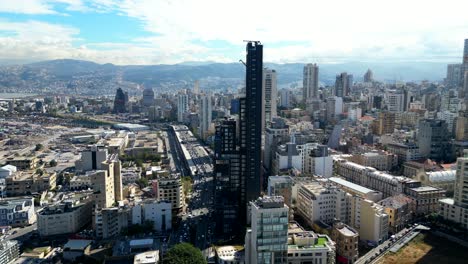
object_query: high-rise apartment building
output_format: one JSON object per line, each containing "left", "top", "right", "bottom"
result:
{"left": 417, "top": 119, "right": 450, "bottom": 161}
{"left": 439, "top": 152, "right": 468, "bottom": 230}
{"left": 447, "top": 64, "right": 462, "bottom": 88}
{"left": 90, "top": 170, "right": 115, "bottom": 209}
{"left": 245, "top": 196, "right": 289, "bottom": 264}
{"left": 198, "top": 94, "right": 212, "bottom": 140}
{"left": 142, "top": 87, "right": 155, "bottom": 107}
{"left": 303, "top": 63, "right": 319, "bottom": 101}
{"left": 279, "top": 89, "right": 291, "bottom": 108}
{"left": 262, "top": 68, "right": 278, "bottom": 128}
{"left": 177, "top": 93, "right": 189, "bottom": 123}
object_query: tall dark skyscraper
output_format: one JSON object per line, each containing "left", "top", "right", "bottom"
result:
{"left": 113, "top": 87, "right": 128, "bottom": 113}
{"left": 241, "top": 41, "right": 263, "bottom": 205}
{"left": 213, "top": 119, "right": 240, "bottom": 239}
{"left": 213, "top": 41, "right": 263, "bottom": 239}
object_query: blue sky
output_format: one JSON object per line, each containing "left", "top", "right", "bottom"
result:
{"left": 0, "top": 0, "right": 467, "bottom": 65}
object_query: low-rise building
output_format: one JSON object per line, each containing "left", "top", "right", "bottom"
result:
{"left": 152, "top": 175, "right": 184, "bottom": 213}
{"left": 141, "top": 199, "right": 172, "bottom": 232}
{"left": 216, "top": 246, "right": 245, "bottom": 264}
{"left": 5, "top": 157, "right": 38, "bottom": 170}
{"left": 37, "top": 193, "right": 93, "bottom": 236}
{"left": 5, "top": 171, "right": 56, "bottom": 196}
{"left": 347, "top": 151, "right": 397, "bottom": 171}
{"left": 70, "top": 175, "right": 91, "bottom": 190}
{"left": 134, "top": 250, "right": 160, "bottom": 264}
{"left": 0, "top": 240, "right": 20, "bottom": 264}
{"left": 379, "top": 194, "right": 415, "bottom": 234}
{"left": 0, "top": 197, "right": 36, "bottom": 227}
{"left": 287, "top": 222, "right": 336, "bottom": 264}
{"left": 296, "top": 182, "right": 350, "bottom": 227}
{"left": 404, "top": 186, "right": 445, "bottom": 215}
{"left": 331, "top": 222, "right": 359, "bottom": 264}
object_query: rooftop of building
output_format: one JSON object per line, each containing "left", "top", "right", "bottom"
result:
{"left": 133, "top": 250, "right": 159, "bottom": 264}
{"left": 379, "top": 194, "right": 414, "bottom": 209}
{"left": 38, "top": 192, "right": 92, "bottom": 215}
{"left": 409, "top": 186, "right": 444, "bottom": 193}
{"left": 63, "top": 240, "right": 92, "bottom": 251}
{"left": 426, "top": 170, "right": 456, "bottom": 183}
{"left": 253, "top": 196, "right": 286, "bottom": 209}
{"left": 439, "top": 198, "right": 455, "bottom": 205}
{"left": 215, "top": 246, "right": 244, "bottom": 261}
{"left": 329, "top": 177, "right": 376, "bottom": 195}
{"left": 337, "top": 224, "right": 358, "bottom": 237}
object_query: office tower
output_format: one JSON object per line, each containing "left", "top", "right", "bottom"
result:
{"left": 90, "top": 170, "right": 115, "bottom": 209}
{"left": 240, "top": 41, "right": 263, "bottom": 207}
{"left": 364, "top": 69, "right": 374, "bottom": 82}
{"left": 177, "top": 93, "right": 189, "bottom": 123}
{"left": 199, "top": 94, "right": 212, "bottom": 140}
{"left": 142, "top": 87, "right": 155, "bottom": 107}
{"left": 213, "top": 119, "right": 241, "bottom": 238}
{"left": 279, "top": 89, "right": 291, "bottom": 108}
{"left": 402, "top": 87, "right": 413, "bottom": 111}
{"left": 447, "top": 64, "right": 462, "bottom": 88}
{"left": 262, "top": 68, "right": 278, "bottom": 128}
{"left": 75, "top": 145, "right": 108, "bottom": 173}
{"left": 387, "top": 92, "right": 405, "bottom": 112}
{"left": 303, "top": 63, "right": 319, "bottom": 101}
{"left": 372, "top": 112, "right": 396, "bottom": 135}
{"left": 194, "top": 80, "right": 200, "bottom": 94}
{"left": 113, "top": 88, "right": 128, "bottom": 113}
{"left": 335, "top": 72, "right": 348, "bottom": 97}
{"left": 245, "top": 196, "right": 288, "bottom": 264}
{"left": 101, "top": 156, "right": 123, "bottom": 202}
{"left": 417, "top": 119, "right": 450, "bottom": 161}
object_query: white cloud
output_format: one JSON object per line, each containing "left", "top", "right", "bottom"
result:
{"left": 0, "top": 0, "right": 468, "bottom": 64}
{"left": 91, "top": 0, "right": 468, "bottom": 63}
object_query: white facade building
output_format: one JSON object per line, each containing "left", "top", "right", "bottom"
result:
{"left": 245, "top": 196, "right": 289, "bottom": 264}
{"left": 303, "top": 63, "right": 319, "bottom": 101}
{"left": 177, "top": 94, "right": 189, "bottom": 123}
{"left": 262, "top": 68, "right": 278, "bottom": 128}
{"left": 199, "top": 94, "right": 212, "bottom": 140}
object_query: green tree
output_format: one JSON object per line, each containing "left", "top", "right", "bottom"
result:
{"left": 163, "top": 243, "right": 206, "bottom": 264}
{"left": 49, "top": 159, "right": 57, "bottom": 167}
{"left": 35, "top": 144, "right": 44, "bottom": 151}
